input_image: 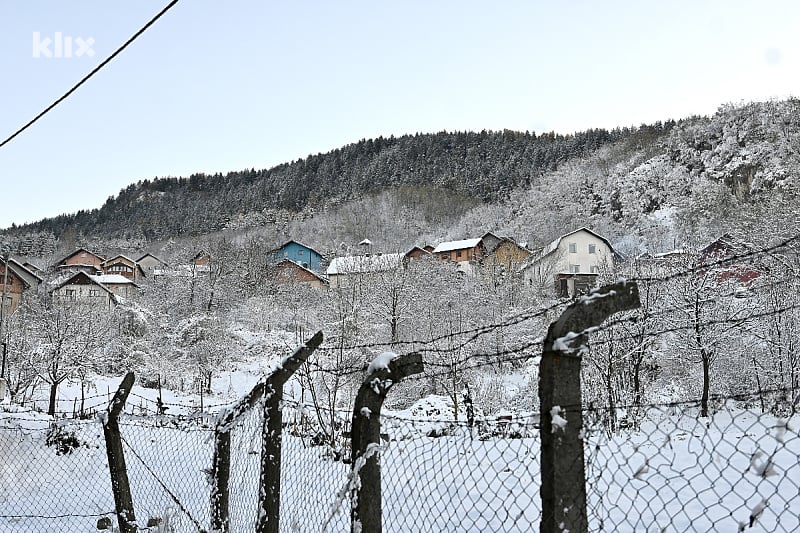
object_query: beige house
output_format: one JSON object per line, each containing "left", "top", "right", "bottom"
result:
{"left": 137, "top": 253, "right": 169, "bottom": 276}
{"left": 50, "top": 272, "right": 139, "bottom": 308}
{"left": 520, "top": 228, "right": 615, "bottom": 296}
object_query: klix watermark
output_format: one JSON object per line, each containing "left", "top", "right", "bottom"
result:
{"left": 32, "top": 32, "right": 95, "bottom": 59}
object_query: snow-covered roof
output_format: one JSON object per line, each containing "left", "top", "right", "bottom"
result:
{"left": 433, "top": 238, "right": 482, "bottom": 253}
{"left": 326, "top": 253, "right": 404, "bottom": 275}
{"left": 90, "top": 274, "right": 138, "bottom": 286}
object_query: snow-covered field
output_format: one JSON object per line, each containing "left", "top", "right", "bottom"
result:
{"left": 2, "top": 375, "right": 799, "bottom": 532}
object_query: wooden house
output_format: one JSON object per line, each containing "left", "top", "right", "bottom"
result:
{"left": 270, "top": 240, "right": 324, "bottom": 272}
{"left": 482, "top": 238, "right": 532, "bottom": 272}
{"left": 433, "top": 238, "right": 485, "bottom": 263}
{"left": 54, "top": 248, "right": 105, "bottom": 274}
{"left": 697, "top": 235, "right": 762, "bottom": 284}
{"left": 102, "top": 254, "right": 146, "bottom": 281}
{"left": 0, "top": 257, "right": 38, "bottom": 315}
{"left": 274, "top": 259, "right": 328, "bottom": 288}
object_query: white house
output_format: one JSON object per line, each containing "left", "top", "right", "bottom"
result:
{"left": 520, "top": 228, "right": 615, "bottom": 296}
{"left": 326, "top": 253, "right": 404, "bottom": 289}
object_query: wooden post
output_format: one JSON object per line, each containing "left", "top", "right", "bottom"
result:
{"left": 539, "top": 282, "right": 639, "bottom": 533}
{"left": 350, "top": 352, "right": 424, "bottom": 533}
{"left": 210, "top": 331, "right": 323, "bottom": 533}
{"left": 102, "top": 372, "right": 137, "bottom": 533}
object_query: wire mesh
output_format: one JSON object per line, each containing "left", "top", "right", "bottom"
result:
{"left": 585, "top": 399, "right": 800, "bottom": 532}
{"left": 0, "top": 410, "right": 115, "bottom": 532}
{"left": 3, "top": 393, "right": 800, "bottom": 532}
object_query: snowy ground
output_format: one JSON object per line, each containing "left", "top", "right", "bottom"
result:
{"left": 2, "top": 368, "right": 799, "bottom": 532}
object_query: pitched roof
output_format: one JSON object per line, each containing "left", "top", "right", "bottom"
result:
{"left": 4, "top": 257, "right": 43, "bottom": 285}
{"left": 326, "top": 253, "right": 404, "bottom": 275}
{"left": 56, "top": 247, "right": 105, "bottom": 265}
{"left": 51, "top": 271, "right": 115, "bottom": 295}
{"left": 276, "top": 259, "right": 328, "bottom": 282}
{"left": 136, "top": 252, "right": 167, "bottom": 265}
{"left": 102, "top": 254, "right": 138, "bottom": 265}
{"left": 272, "top": 239, "right": 324, "bottom": 257}
{"left": 433, "top": 238, "right": 482, "bottom": 253}
{"left": 539, "top": 228, "right": 614, "bottom": 259}
{"left": 90, "top": 274, "right": 139, "bottom": 287}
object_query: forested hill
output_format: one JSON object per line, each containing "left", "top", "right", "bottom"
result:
{"left": 1, "top": 126, "right": 655, "bottom": 244}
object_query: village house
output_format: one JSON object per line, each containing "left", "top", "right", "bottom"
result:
{"left": 270, "top": 240, "right": 325, "bottom": 272}
{"left": 274, "top": 259, "right": 328, "bottom": 288}
{"left": 404, "top": 246, "right": 433, "bottom": 262}
{"left": 520, "top": 228, "right": 615, "bottom": 297}
{"left": 50, "top": 271, "right": 139, "bottom": 308}
{"left": 481, "top": 237, "right": 532, "bottom": 273}
{"left": 53, "top": 248, "right": 105, "bottom": 275}
{"left": 697, "top": 234, "right": 763, "bottom": 285}
{"left": 102, "top": 254, "right": 146, "bottom": 282}
{"left": 136, "top": 253, "right": 169, "bottom": 277}
{"left": 0, "top": 257, "right": 41, "bottom": 315}
{"left": 326, "top": 253, "right": 404, "bottom": 289}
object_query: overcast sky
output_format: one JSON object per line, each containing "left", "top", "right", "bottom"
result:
{"left": 0, "top": 1, "right": 798, "bottom": 229}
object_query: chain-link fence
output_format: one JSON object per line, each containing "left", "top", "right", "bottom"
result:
{"left": 586, "top": 397, "right": 800, "bottom": 532}
{"left": 2, "top": 394, "right": 800, "bottom": 532}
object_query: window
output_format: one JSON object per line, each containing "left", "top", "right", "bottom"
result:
{"left": 590, "top": 265, "right": 600, "bottom": 273}
{"left": 440, "top": 253, "right": 449, "bottom": 260}
{"left": 456, "top": 250, "right": 462, "bottom": 259}
{"left": 570, "top": 264, "right": 580, "bottom": 273}
{"left": 89, "top": 289, "right": 100, "bottom": 297}
{"left": 65, "top": 289, "right": 76, "bottom": 299}
{"left": 588, "top": 244, "right": 596, "bottom": 254}
{"left": 568, "top": 242, "right": 577, "bottom": 253}
{"left": 297, "top": 250, "right": 304, "bottom": 256}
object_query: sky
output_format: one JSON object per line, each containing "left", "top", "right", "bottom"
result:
{"left": 0, "top": 1, "right": 798, "bottom": 230}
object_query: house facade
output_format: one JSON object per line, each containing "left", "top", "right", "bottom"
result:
{"left": 137, "top": 253, "right": 169, "bottom": 277}
{"left": 274, "top": 259, "right": 328, "bottom": 288}
{"left": 0, "top": 259, "right": 31, "bottom": 315}
{"left": 482, "top": 238, "right": 531, "bottom": 272}
{"left": 50, "top": 272, "right": 139, "bottom": 308}
{"left": 55, "top": 248, "right": 105, "bottom": 274}
{"left": 521, "top": 228, "right": 615, "bottom": 296}
{"left": 102, "top": 255, "right": 145, "bottom": 281}
{"left": 50, "top": 272, "right": 118, "bottom": 308}
{"left": 697, "top": 235, "right": 762, "bottom": 284}
{"left": 271, "top": 240, "right": 324, "bottom": 272}
{"left": 433, "top": 238, "right": 485, "bottom": 263}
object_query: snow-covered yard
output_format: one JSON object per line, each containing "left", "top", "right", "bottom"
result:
{"left": 2, "top": 395, "right": 798, "bottom": 532}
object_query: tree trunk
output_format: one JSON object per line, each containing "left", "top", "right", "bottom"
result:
{"left": 48, "top": 381, "right": 58, "bottom": 416}
{"left": 700, "top": 351, "right": 710, "bottom": 418}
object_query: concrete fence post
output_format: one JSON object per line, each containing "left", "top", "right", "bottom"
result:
{"left": 539, "top": 282, "right": 640, "bottom": 533}
{"left": 350, "top": 352, "right": 424, "bottom": 533}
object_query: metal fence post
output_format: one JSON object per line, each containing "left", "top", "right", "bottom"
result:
{"left": 539, "top": 282, "right": 639, "bottom": 533}
{"left": 350, "top": 352, "right": 424, "bottom": 533}
{"left": 211, "top": 331, "right": 322, "bottom": 533}
{"left": 102, "top": 372, "right": 137, "bottom": 533}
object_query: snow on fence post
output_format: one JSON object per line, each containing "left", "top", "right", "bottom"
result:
{"left": 539, "top": 281, "right": 640, "bottom": 533}
{"left": 350, "top": 352, "right": 424, "bottom": 533}
{"left": 210, "top": 331, "right": 323, "bottom": 533}
{"left": 102, "top": 371, "right": 137, "bottom": 533}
